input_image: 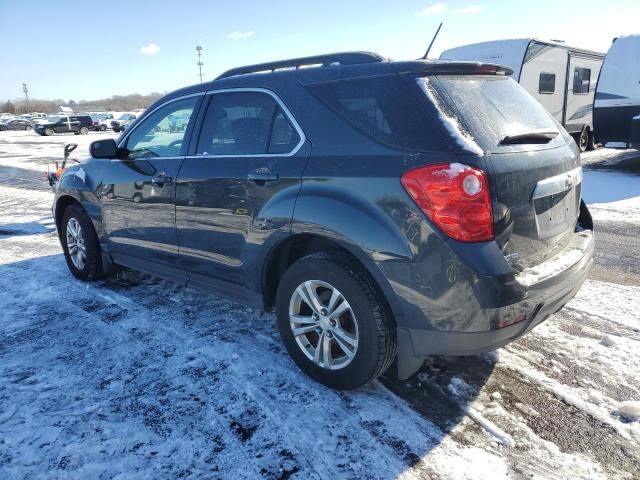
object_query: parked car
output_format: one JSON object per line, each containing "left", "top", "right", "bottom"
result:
{"left": 440, "top": 39, "right": 605, "bottom": 152}
{"left": 111, "top": 112, "right": 138, "bottom": 133}
{"left": 35, "top": 115, "right": 96, "bottom": 136}
{"left": 50, "top": 51, "right": 594, "bottom": 390}
{"left": 90, "top": 112, "right": 116, "bottom": 131}
{"left": 0, "top": 118, "right": 33, "bottom": 131}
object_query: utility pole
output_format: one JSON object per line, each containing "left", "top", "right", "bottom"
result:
{"left": 196, "top": 46, "right": 204, "bottom": 84}
{"left": 22, "top": 83, "right": 30, "bottom": 113}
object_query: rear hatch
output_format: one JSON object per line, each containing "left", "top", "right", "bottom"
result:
{"left": 420, "top": 73, "right": 582, "bottom": 270}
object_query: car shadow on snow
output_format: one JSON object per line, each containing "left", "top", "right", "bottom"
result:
{"left": 0, "top": 255, "right": 495, "bottom": 478}
{"left": 0, "top": 220, "right": 55, "bottom": 238}
{"left": 382, "top": 355, "right": 495, "bottom": 434}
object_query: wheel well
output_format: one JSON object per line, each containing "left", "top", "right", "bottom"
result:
{"left": 262, "top": 234, "right": 383, "bottom": 312}
{"left": 54, "top": 196, "right": 80, "bottom": 232}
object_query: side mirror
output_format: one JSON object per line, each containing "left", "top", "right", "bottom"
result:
{"left": 90, "top": 139, "right": 118, "bottom": 159}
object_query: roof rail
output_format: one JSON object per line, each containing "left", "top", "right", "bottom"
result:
{"left": 216, "top": 51, "right": 385, "bottom": 79}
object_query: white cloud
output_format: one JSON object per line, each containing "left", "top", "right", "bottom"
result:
{"left": 226, "top": 31, "right": 255, "bottom": 40}
{"left": 452, "top": 5, "right": 483, "bottom": 14}
{"left": 140, "top": 43, "right": 160, "bottom": 55}
{"left": 417, "top": 3, "right": 447, "bottom": 16}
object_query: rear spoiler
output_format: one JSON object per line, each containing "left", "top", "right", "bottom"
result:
{"left": 391, "top": 60, "right": 513, "bottom": 77}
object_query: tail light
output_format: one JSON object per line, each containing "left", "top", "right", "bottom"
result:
{"left": 401, "top": 163, "right": 493, "bottom": 242}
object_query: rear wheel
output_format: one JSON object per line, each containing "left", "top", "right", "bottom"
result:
{"left": 61, "top": 204, "right": 104, "bottom": 281}
{"left": 586, "top": 130, "right": 596, "bottom": 151}
{"left": 25, "top": 125, "right": 32, "bottom": 131}
{"left": 79, "top": 126, "right": 89, "bottom": 135}
{"left": 577, "top": 127, "right": 589, "bottom": 152}
{"left": 276, "top": 252, "right": 396, "bottom": 390}
{"left": 100, "top": 125, "right": 107, "bottom": 131}
{"left": 44, "top": 127, "right": 54, "bottom": 136}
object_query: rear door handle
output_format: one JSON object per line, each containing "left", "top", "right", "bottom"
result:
{"left": 247, "top": 172, "right": 279, "bottom": 183}
{"left": 151, "top": 174, "right": 173, "bottom": 186}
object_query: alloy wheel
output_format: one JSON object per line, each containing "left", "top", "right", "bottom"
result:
{"left": 66, "top": 218, "right": 86, "bottom": 270}
{"left": 289, "top": 280, "right": 359, "bottom": 370}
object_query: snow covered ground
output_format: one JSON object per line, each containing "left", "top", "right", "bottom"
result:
{"left": 1, "top": 131, "right": 639, "bottom": 479}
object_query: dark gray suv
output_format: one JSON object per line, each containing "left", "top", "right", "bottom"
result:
{"left": 51, "top": 52, "right": 594, "bottom": 389}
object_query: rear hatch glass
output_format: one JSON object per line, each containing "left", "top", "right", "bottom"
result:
{"left": 423, "top": 75, "right": 567, "bottom": 153}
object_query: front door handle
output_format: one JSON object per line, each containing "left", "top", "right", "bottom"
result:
{"left": 151, "top": 174, "right": 173, "bottom": 186}
{"left": 247, "top": 172, "right": 279, "bottom": 184}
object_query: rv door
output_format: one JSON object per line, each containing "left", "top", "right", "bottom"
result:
{"left": 518, "top": 42, "right": 566, "bottom": 125}
{"left": 564, "top": 54, "right": 602, "bottom": 134}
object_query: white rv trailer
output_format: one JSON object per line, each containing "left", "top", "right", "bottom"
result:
{"left": 593, "top": 35, "right": 640, "bottom": 148}
{"left": 440, "top": 39, "right": 605, "bottom": 151}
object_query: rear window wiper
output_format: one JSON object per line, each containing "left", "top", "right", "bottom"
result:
{"left": 500, "top": 130, "right": 559, "bottom": 145}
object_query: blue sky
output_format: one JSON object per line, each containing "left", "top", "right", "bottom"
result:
{"left": 1, "top": 0, "right": 638, "bottom": 101}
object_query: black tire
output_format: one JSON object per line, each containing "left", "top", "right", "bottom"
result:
{"left": 276, "top": 252, "right": 396, "bottom": 390}
{"left": 25, "top": 125, "right": 32, "bottom": 131}
{"left": 586, "top": 130, "right": 596, "bottom": 151}
{"left": 0, "top": 126, "right": 6, "bottom": 131}
{"left": 61, "top": 204, "right": 104, "bottom": 281}
{"left": 44, "top": 127, "right": 54, "bottom": 136}
{"left": 577, "top": 127, "right": 589, "bottom": 152}
{"left": 100, "top": 125, "right": 107, "bottom": 131}
{"left": 79, "top": 126, "right": 89, "bottom": 135}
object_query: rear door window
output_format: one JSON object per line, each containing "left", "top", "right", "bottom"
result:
{"left": 425, "top": 75, "right": 561, "bottom": 151}
{"left": 305, "top": 75, "right": 447, "bottom": 151}
{"left": 196, "top": 91, "right": 300, "bottom": 156}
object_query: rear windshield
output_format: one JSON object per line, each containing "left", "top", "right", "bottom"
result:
{"left": 424, "top": 75, "right": 560, "bottom": 150}
{"left": 305, "top": 75, "right": 447, "bottom": 151}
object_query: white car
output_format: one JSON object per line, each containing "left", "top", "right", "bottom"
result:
{"left": 111, "top": 112, "right": 138, "bottom": 133}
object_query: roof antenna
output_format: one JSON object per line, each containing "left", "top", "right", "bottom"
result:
{"left": 422, "top": 22, "right": 443, "bottom": 60}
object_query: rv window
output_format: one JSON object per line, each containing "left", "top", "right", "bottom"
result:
{"left": 539, "top": 73, "right": 556, "bottom": 94}
{"left": 573, "top": 67, "right": 591, "bottom": 94}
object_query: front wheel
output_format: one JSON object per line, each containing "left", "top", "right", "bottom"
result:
{"left": 100, "top": 125, "right": 107, "bottom": 131}
{"left": 276, "top": 252, "right": 396, "bottom": 390}
{"left": 44, "top": 127, "right": 54, "bottom": 136}
{"left": 61, "top": 204, "right": 104, "bottom": 281}
{"left": 25, "top": 125, "right": 32, "bottom": 131}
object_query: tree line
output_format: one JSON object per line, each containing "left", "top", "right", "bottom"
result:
{"left": 1, "top": 92, "right": 164, "bottom": 114}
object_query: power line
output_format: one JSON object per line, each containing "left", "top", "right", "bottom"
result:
{"left": 196, "top": 46, "right": 204, "bottom": 84}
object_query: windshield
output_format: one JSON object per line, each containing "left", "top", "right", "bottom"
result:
{"left": 116, "top": 113, "right": 131, "bottom": 120}
{"left": 424, "top": 75, "right": 560, "bottom": 150}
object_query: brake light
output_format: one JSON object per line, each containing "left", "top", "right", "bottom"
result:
{"left": 401, "top": 163, "right": 493, "bottom": 242}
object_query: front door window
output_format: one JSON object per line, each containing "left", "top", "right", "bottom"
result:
{"left": 125, "top": 97, "right": 198, "bottom": 159}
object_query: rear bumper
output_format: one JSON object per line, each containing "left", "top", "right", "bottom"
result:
{"left": 402, "top": 234, "right": 592, "bottom": 357}
{"left": 376, "top": 226, "right": 593, "bottom": 378}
